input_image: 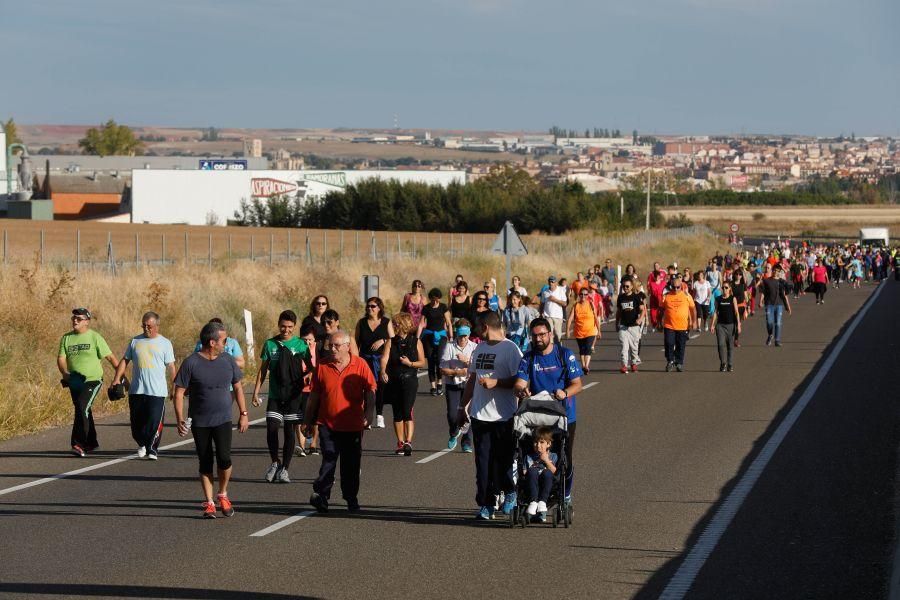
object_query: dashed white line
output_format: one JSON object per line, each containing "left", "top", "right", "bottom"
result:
{"left": 582, "top": 382, "right": 599, "bottom": 390}
{"left": 0, "top": 417, "right": 267, "bottom": 498}
{"left": 659, "top": 281, "right": 887, "bottom": 600}
{"left": 249, "top": 510, "right": 316, "bottom": 537}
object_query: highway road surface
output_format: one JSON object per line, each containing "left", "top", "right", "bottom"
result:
{"left": 0, "top": 279, "right": 897, "bottom": 600}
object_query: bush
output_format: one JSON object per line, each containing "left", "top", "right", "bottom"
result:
{"left": 752, "top": 212, "right": 766, "bottom": 221}
{"left": 665, "top": 213, "right": 694, "bottom": 228}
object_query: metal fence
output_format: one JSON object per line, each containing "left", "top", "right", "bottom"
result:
{"left": 0, "top": 223, "right": 715, "bottom": 274}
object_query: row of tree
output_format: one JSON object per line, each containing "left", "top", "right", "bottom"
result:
{"left": 234, "top": 165, "right": 666, "bottom": 233}
{"left": 548, "top": 125, "right": 627, "bottom": 139}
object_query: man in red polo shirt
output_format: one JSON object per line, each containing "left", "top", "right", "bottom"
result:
{"left": 302, "top": 330, "right": 376, "bottom": 513}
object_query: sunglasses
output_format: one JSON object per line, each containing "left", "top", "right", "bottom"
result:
{"left": 366, "top": 304, "right": 378, "bottom": 309}
{"left": 72, "top": 316, "right": 88, "bottom": 322}
{"left": 414, "top": 284, "right": 423, "bottom": 288}
{"left": 315, "top": 301, "right": 328, "bottom": 306}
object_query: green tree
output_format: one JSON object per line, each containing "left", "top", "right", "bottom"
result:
{"left": 3, "top": 118, "right": 22, "bottom": 153}
{"left": 78, "top": 119, "right": 144, "bottom": 156}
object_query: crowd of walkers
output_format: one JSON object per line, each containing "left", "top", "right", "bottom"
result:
{"left": 55, "top": 239, "right": 900, "bottom": 519}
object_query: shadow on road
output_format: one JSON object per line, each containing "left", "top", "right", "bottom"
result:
{"left": 0, "top": 583, "right": 320, "bottom": 599}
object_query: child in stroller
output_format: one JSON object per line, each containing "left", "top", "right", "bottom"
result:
{"left": 511, "top": 392, "right": 571, "bottom": 527}
{"left": 524, "top": 426, "right": 558, "bottom": 522}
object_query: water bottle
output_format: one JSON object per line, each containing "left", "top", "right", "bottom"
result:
{"left": 184, "top": 417, "right": 192, "bottom": 431}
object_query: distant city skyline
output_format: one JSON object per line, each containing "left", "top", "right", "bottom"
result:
{"left": 3, "top": 0, "right": 898, "bottom": 136}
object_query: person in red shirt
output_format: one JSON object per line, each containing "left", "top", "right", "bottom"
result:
{"left": 303, "top": 330, "right": 376, "bottom": 514}
{"left": 811, "top": 258, "right": 829, "bottom": 304}
{"left": 648, "top": 270, "right": 667, "bottom": 331}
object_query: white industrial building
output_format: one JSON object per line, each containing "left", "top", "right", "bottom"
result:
{"left": 130, "top": 169, "right": 467, "bottom": 225}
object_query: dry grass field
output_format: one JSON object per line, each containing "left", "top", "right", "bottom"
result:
{"left": 0, "top": 229, "right": 720, "bottom": 441}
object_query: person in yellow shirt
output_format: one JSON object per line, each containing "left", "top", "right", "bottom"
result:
{"left": 661, "top": 273, "right": 697, "bottom": 372}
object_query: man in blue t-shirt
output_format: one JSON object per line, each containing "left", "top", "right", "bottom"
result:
{"left": 514, "top": 317, "right": 583, "bottom": 504}
{"left": 114, "top": 311, "right": 176, "bottom": 460}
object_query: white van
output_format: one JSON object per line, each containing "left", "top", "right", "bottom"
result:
{"left": 859, "top": 228, "right": 889, "bottom": 246}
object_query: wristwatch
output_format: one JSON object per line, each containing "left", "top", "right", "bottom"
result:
{"left": 239, "top": 411, "right": 249, "bottom": 416}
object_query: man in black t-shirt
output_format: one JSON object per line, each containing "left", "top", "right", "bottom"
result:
{"left": 615, "top": 277, "right": 646, "bottom": 373}
{"left": 761, "top": 265, "right": 792, "bottom": 347}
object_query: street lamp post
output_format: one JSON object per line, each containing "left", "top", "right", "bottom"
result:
{"left": 645, "top": 168, "right": 651, "bottom": 230}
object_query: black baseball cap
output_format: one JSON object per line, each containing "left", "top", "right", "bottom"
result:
{"left": 72, "top": 307, "right": 92, "bottom": 319}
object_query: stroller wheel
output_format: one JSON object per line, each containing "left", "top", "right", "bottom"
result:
{"left": 568, "top": 504, "right": 574, "bottom": 525}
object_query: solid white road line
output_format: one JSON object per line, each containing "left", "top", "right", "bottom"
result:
{"left": 0, "top": 417, "right": 267, "bottom": 498}
{"left": 659, "top": 281, "right": 887, "bottom": 600}
{"left": 249, "top": 510, "right": 316, "bottom": 537}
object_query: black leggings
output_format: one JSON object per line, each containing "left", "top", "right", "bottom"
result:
{"left": 421, "top": 333, "right": 447, "bottom": 383}
{"left": 267, "top": 418, "right": 296, "bottom": 468}
{"left": 814, "top": 281, "right": 827, "bottom": 302}
{"left": 192, "top": 422, "right": 232, "bottom": 475}
{"left": 387, "top": 374, "right": 418, "bottom": 422}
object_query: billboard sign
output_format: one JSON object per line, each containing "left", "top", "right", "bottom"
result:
{"left": 200, "top": 159, "right": 248, "bottom": 171}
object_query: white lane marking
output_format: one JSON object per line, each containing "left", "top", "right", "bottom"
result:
{"left": 249, "top": 510, "right": 316, "bottom": 537}
{"left": 416, "top": 447, "right": 454, "bottom": 464}
{"left": 417, "top": 372, "right": 427, "bottom": 378}
{"left": 415, "top": 381, "right": 601, "bottom": 465}
{"left": 0, "top": 417, "right": 266, "bottom": 498}
{"left": 659, "top": 281, "right": 887, "bottom": 600}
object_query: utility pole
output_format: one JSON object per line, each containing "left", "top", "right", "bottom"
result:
{"left": 645, "top": 169, "right": 651, "bottom": 231}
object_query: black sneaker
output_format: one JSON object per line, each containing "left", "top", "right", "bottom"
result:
{"left": 310, "top": 447, "right": 320, "bottom": 456}
{"left": 310, "top": 492, "right": 329, "bottom": 513}
{"left": 346, "top": 500, "right": 361, "bottom": 513}
{"left": 720, "top": 363, "right": 726, "bottom": 372}
{"left": 665, "top": 362, "right": 673, "bottom": 372}
{"left": 403, "top": 441, "right": 412, "bottom": 456}
{"left": 675, "top": 363, "right": 684, "bottom": 372}
{"left": 727, "top": 365, "right": 734, "bottom": 372}
{"left": 436, "top": 384, "right": 443, "bottom": 396}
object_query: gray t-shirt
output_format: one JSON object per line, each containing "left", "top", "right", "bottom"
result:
{"left": 124, "top": 334, "right": 175, "bottom": 397}
{"left": 174, "top": 352, "right": 243, "bottom": 428}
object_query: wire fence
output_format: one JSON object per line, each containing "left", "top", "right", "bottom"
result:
{"left": 0, "top": 222, "right": 715, "bottom": 274}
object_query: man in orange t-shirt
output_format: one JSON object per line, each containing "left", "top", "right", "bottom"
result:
{"left": 303, "top": 330, "right": 376, "bottom": 513}
{"left": 661, "top": 273, "right": 697, "bottom": 372}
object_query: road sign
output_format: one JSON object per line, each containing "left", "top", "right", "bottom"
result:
{"left": 200, "top": 159, "right": 248, "bottom": 171}
{"left": 491, "top": 221, "right": 528, "bottom": 257}
{"left": 730, "top": 222, "right": 740, "bottom": 233}
{"left": 491, "top": 221, "right": 528, "bottom": 293}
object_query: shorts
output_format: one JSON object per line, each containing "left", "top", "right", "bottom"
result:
{"left": 266, "top": 395, "right": 302, "bottom": 423}
{"left": 576, "top": 336, "right": 595, "bottom": 356}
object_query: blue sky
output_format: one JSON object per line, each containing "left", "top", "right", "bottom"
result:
{"left": 2, "top": 0, "right": 898, "bottom": 135}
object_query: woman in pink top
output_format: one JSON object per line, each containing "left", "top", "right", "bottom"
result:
{"left": 812, "top": 258, "right": 829, "bottom": 305}
{"left": 402, "top": 280, "right": 426, "bottom": 328}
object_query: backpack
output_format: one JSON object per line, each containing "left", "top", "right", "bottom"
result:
{"left": 274, "top": 342, "right": 313, "bottom": 400}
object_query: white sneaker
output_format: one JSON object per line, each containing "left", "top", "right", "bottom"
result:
{"left": 536, "top": 501, "right": 547, "bottom": 513}
{"left": 137, "top": 446, "right": 147, "bottom": 458}
{"left": 265, "top": 462, "right": 280, "bottom": 482}
{"left": 526, "top": 501, "right": 538, "bottom": 516}
{"left": 375, "top": 415, "right": 385, "bottom": 428}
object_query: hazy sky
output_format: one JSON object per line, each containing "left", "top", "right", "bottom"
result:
{"left": 3, "top": 0, "right": 898, "bottom": 135}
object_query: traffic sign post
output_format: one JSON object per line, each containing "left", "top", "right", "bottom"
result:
{"left": 491, "top": 221, "right": 528, "bottom": 293}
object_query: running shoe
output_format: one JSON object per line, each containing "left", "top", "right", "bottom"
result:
{"left": 147, "top": 452, "right": 158, "bottom": 461}
{"left": 310, "top": 447, "right": 320, "bottom": 456}
{"left": 620, "top": 364, "right": 628, "bottom": 374}
{"left": 461, "top": 441, "right": 474, "bottom": 453}
{"left": 631, "top": 364, "right": 638, "bottom": 373}
{"left": 71, "top": 445, "right": 86, "bottom": 458}
{"left": 447, "top": 435, "right": 458, "bottom": 450}
{"left": 501, "top": 491, "right": 517, "bottom": 515}
{"left": 375, "top": 415, "right": 385, "bottom": 429}
{"left": 216, "top": 494, "right": 234, "bottom": 517}
{"left": 403, "top": 441, "right": 412, "bottom": 456}
{"left": 395, "top": 441, "right": 405, "bottom": 455}
{"left": 202, "top": 501, "right": 217, "bottom": 519}
{"left": 734, "top": 340, "right": 741, "bottom": 347}
{"left": 309, "top": 492, "right": 329, "bottom": 514}
{"left": 775, "top": 341, "right": 782, "bottom": 347}
{"left": 276, "top": 467, "right": 291, "bottom": 483}
{"left": 265, "top": 462, "right": 280, "bottom": 482}
{"left": 436, "top": 384, "right": 444, "bottom": 396}
{"left": 675, "top": 363, "right": 684, "bottom": 372}
{"left": 766, "top": 335, "right": 773, "bottom": 346}
{"left": 137, "top": 446, "right": 147, "bottom": 458}
{"left": 535, "top": 511, "right": 547, "bottom": 523}
{"left": 347, "top": 499, "right": 361, "bottom": 513}
{"left": 477, "top": 506, "right": 494, "bottom": 520}
{"left": 294, "top": 445, "right": 307, "bottom": 457}
{"left": 720, "top": 363, "right": 727, "bottom": 372}
{"left": 430, "top": 387, "right": 438, "bottom": 397}
{"left": 665, "top": 362, "right": 674, "bottom": 372}
{"left": 728, "top": 365, "right": 734, "bottom": 372}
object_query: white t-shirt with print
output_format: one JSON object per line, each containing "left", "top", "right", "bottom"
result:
{"left": 541, "top": 286, "right": 567, "bottom": 319}
{"left": 466, "top": 338, "right": 523, "bottom": 422}
{"left": 440, "top": 339, "right": 477, "bottom": 387}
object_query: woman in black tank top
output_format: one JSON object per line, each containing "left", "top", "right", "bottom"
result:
{"left": 380, "top": 313, "right": 426, "bottom": 456}
{"left": 354, "top": 297, "right": 394, "bottom": 428}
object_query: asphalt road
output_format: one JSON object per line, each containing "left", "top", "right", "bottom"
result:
{"left": 0, "top": 279, "right": 896, "bottom": 600}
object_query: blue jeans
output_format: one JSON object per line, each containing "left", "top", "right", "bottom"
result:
{"left": 765, "top": 304, "right": 784, "bottom": 342}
